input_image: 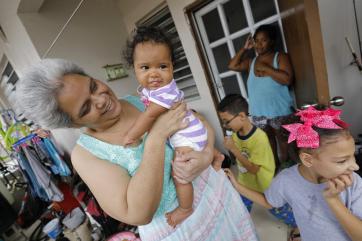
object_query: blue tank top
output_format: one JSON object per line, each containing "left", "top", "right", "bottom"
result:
{"left": 247, "top": 52, "right": 293, "bottom": 118}
{"left": 76, "top": 95, "right": 177, "bottom": 217}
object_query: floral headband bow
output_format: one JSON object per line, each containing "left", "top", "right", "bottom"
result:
{"left": 282, "top": 106, "right": 348, "bottom": 148}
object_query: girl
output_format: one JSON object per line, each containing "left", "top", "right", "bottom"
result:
{"left": 225, "top": 106, "right": 362, "bottom": 241}
{"left": 228, "top": 24, "right": 294, "bottom": 169}
{"left": 123, "top": 27, "right": 207, "bottom": 228}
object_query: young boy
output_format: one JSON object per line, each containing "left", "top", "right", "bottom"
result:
{"left": 218, "top": 94, "right": 275, "bottom": 198}
{"left": 218, "top": 94, "right": 297, "bottom": 236}
{"left": 225, "top": 106, "right": 362, "bottom": 241}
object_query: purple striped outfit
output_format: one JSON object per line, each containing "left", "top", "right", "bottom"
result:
{"left": 140, "top": 79, "right": 207, "bottom": 151}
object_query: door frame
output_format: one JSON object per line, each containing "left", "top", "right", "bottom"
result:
{"left": 187, "top": 0, "right": 330, "bottom": 108}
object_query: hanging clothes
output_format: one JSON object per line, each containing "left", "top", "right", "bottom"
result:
{"left": 34, "top": 137, "right": 71, "bottom": 176}
{"left": 12, "top": 133, "right": 71, "bottom": 202}
{"left": 16, "top": 143, "right": 63, "bottom": 202}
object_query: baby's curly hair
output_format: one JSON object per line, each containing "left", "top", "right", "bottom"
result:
{"left": 123, "top": 26, "right": 175, "bottom": 67}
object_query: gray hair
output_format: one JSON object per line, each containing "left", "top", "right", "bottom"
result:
{"left": 16, "top": 58, "right": 87, "bottom": 129}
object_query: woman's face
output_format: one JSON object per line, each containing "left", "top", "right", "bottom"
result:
{"left": 56, "top": 74, "right": 122, "bottom": 130}
{"left": 254, "top": 31, "right": 273, "bottom": 55}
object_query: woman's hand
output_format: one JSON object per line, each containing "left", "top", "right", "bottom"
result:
{"left": 172, "top": 145, "right": 214, "bottom": 184}
{"left": 323, "top": 173, "right": 353, "bottom": 201}
{"left": 255, "top": 61, "right": 272, "bottom": 77}
{"left": 149, "top": 102, "right": 188, "bottom": 139}
{"left": 243, "top": 34, "right": 254, "bottom": 50}
{"left": 224, "top": 168, "right": 238, "bottom": 187}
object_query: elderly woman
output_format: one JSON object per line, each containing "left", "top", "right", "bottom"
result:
{"left": 16, "top": 59, "right": 257, "bottom": 241}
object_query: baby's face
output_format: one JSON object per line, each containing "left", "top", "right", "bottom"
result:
{"left": 133, "top": 42, "right": 173, "bottom": 90}
{"left": 310, "top": 134, "right": 359, "bottom": 180}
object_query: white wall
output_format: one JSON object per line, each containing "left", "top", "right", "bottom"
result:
{"left": 318, "top": 0, "right": 362, "bottom": 137}
{"left": 0, "top": 0, "right": 41, "bottom": 75}
{"left": 116, "top": 0, "right": 226, "bottom": 149}
{"left": 34, "top": 0, "right": 139, "bottom": 98}
{"left": 0, "top": 0, "right": 139, "bottom": 154}
{"left": 18, "top": 0, "right": 79, "bottom": 58}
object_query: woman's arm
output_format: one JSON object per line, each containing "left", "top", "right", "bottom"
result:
{"left": 224, "top": 169, "right": 272, "bottom": 209}
{"left": 228, "top": 35, "right": 254, "bottom": 72}
{"left": 324, "top": 174, "right": 362, "bottom": 241}
{"left": 255, "top": 53, "right": 293, "bottom": 85}
{"left": 72, "top": 103, "right": 188, "bottom": 225}
{"left": 172, "top": 112, "right": 215, "bottom": 184}
{"left": 228, "top": 48, "right": 252, "bottom": 72}
{"left": 124, "top": 102, "right": 167, "bottom": 145}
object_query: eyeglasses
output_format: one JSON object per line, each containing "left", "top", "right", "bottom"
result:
{"left": 222, "top": 114, "right": 239, "bottom": 127}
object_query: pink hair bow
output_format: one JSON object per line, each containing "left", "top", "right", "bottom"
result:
{"left": 282, "top": 106, "right": 347, "bottom": 148}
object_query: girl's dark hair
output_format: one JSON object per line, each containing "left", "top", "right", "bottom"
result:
{"left": 123, "top": 26, "right": 175, "bottom": 67}
{"left": 253, "top": 24, "right": 278, "bottom": 42}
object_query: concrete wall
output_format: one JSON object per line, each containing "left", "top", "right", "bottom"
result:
{"left": 116, "top": 0, "right": 226, "bottom": 149}
{"left": 0, "top": 0, "right": 41, "bottom": 74}
{"left": 18, "top": 0, "right": 79, "bottom": 58}
{"left": 23, "top": 0, "right": 139, "bottom": 98}
{"left": 0, "top": 0, "right": 140, "bottom": 154}
{"left": 318, "top": 0, "right": 362, "bottom": 137}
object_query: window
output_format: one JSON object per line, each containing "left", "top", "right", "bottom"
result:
{"left": 139, "top": 7, "right": 200, "bottom": 101}
{"left": 193, "top": 0, "right": 286, "bottom": 100}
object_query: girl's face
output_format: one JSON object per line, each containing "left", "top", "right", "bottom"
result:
{"left": 133, "top": 42, "right": 173, "bottom": 90}
{"left": 57, "top": 74, "right": 122, "bottom": 130}
{"left": 254, "top": 31, "right": 273, "bottom": 55}
{"left": 307, "top": 134, "right": 359, "bottom": 180}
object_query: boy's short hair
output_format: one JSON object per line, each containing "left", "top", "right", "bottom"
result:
{"left": 217, "top": 94, "right": 249, "bottom": 115}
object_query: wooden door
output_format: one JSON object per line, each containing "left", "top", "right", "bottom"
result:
{"left": 277, "top": 0, "right": 330, "bottom": 107}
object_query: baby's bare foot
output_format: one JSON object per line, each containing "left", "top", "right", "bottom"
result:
{"left": 165, "top": 207, "right": 193, "bottom": 228}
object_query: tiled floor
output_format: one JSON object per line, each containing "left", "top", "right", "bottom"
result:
{"left": 230, "top": 163, "right": 289, "bottom": 241}
{"left": 251, "top": 203, "right": 289, "bottom": 241}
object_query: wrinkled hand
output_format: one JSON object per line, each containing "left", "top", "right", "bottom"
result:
{"left": 224, "top": 168, "right": 238, "bottom": 187}
{"left": 243, "top": 34, "right": 254, "bottom": 50}
{"left": 212, "top": 149, "right": 225, "bottom": 171}
{"left": 172, "top": 145, "right": 213, "bottom": 184}
{"left": 223, "top": 136, "right": 236, "bottom": 151}
{"left": 255, "top": 61, "right": 272, "bottom": 77}
{"left": 150, "top": 102, "right": 188, "bottom": 139}
{"left": 323, "top": 173, "right": 353, "bottom": 200}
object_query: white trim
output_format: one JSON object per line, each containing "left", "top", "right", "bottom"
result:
{"left": 193, "top": 0, "right": 286, "bottom": 101}
{"left": 195, "top": 7, "right": 225, "bottom": 99}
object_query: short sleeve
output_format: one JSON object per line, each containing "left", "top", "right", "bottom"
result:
{"left": 248, "top": 134, "right": 273, "bottom": 167}
{"left": 264, "top": 170, "right": 288, "bottom": 208}
{"left": 249, "top": 132, "right": 275, "bottom": 190}
{"left": 350, "top": 173, "right": 362, "bottom": 219}
{"left": 146, "top": 80, "right": 183, "bottom": 109}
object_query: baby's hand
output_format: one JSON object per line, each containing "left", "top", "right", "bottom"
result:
{"left": 123, "top": 135, "right": 138, "bottom": 147}
{"left": 224, "top": 168, "right": 238, "bottom": 186}
{"left": 323, "top": 173, "right": 353, "bottom": 200}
